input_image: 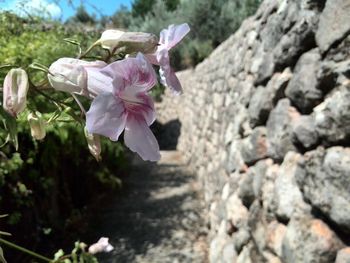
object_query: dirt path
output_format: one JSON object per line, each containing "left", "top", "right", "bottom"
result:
{"left": 88, "top": 151, "right": 208, "bottom": 263}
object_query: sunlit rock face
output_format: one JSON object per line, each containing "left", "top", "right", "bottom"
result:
{"left": 156, "top": 0, "right": 350, "bottom": 262}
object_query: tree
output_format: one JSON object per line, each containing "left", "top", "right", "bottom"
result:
{"left": 132, "top": 0, "right": 156, "bottom": 17}
{"left": 68, "top": 4, "right": 95, "bottom": 24}
{"left": 111, "top": 5, "right": 132, "bottom": 29}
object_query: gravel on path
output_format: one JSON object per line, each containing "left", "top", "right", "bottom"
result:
{"left": 88, "top": 151, "right": 208, "bottom": 263}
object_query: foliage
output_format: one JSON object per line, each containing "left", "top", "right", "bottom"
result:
{"left": 0, "top": 12, "right": 126, "bottom": 262}
{"left": 66, "top": 5, "right": 96, "bottom": 25}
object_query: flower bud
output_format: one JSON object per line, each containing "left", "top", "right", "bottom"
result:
{"left": 27, "top": 112, "right": 46, "bottom": 140}
{"left": 88, "top": 237, "right": 113, "bottom": 254}
{"left": 99, "top": 29, "right": 158, "bottom": 54}
{"left": 84, "top": 128, "right": 101, "bottom": 161}
{"left": 3, "top": 68, "right": 29, "bottom": 117}
{"left": 48, "top": 58, "right": 107, "bottom": 97}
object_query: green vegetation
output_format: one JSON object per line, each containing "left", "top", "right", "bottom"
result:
{"left": 0, "top": 11, "right": 126, "bottom": 262}
{"left": 111, "top": 0, "right": 261, "bottom": 68}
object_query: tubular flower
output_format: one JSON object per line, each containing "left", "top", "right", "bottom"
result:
{"left": 48, "top": 58, "right": 111, "bottom": 98}
{"left": 98, "top": 29, "right": 158, "bottom": 54}
{"left": 146, "top": 23, "right": 190, "bottom": 94}
{"left": 86, "top": 53, "right": 161, "bottom": 162}
{"left": 27, "top": 112, "right": 46, "bottom": 140}
{"left": 3, "top": 68, "right": 29, "bottom": 117}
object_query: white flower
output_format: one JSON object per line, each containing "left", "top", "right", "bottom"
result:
{"left": 27, "top": 112, "right": 46, "bottom": 140}
{"left": 3, "top": 68, "right": 29, "bottom": 117}
{"left": 88, "top": 237, "right": 114, "bottom": 254}
{"left": 98, "top": 29, "right": 158, "bottom": 54}
{"left": 48, "top": 58, "right": 110, "bottom": 98}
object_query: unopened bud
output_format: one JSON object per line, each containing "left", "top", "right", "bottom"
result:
{"left": 3, "top": 68, "right": 29, "bottom": 117}
{"left": 98, "top": 29, "right": 158, "bottom": 54}
{"left": 88, "top": 237, "right": 113, "bottom": 254}
{"left": 85, "top": 128, "right": 101, "bottom": 161}
{"left": 27, "top": 112, "right": 46, "bottom": 140}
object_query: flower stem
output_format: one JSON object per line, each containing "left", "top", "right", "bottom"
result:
{"left": 0, "top": 237, "right": 53, "bottom": 262}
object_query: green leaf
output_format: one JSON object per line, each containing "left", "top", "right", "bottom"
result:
{"left": 0, "top": 65, "right": 13, "bottom": 70}
{"left": 0, "top": 231, "right": 11, "bottom": 237}
{"left": 0, "top": 246, "right": 7, "bottom": 263}
{"left": 0, "top": 108, "right": 18, "bottom": 150}
{"left": 63, "top": 38, "right": 81, "bottom": 46}
{"left": 28, "top": 62, "right": 49, "bottom": 73}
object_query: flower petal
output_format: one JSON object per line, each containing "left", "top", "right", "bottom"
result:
{"left": 101, "top": 53, "right": 157, "bottom": 93}
{"left": 157, "top": 49, "right": 183, "bottom": 94}
{"left": 124, "top": 116, "right": 160, "bottom": 162}
{"left": 3, "top": 68, "right": 29, "bottom": 116}
{"left": 159, "top": 66, "right": 183, "bottom": 95}
{"left": 159, "top": 23, "right": 190, "bottom": 50}
{"left": 86, "top": 92, "right": 126, "bottom": 141}
{"left": 48, "top": 58, "right": 107, "bottom": 97}
{"left": 86, "top": 67, "right": 114, "bottom": 98}
{"left": 122, "top": 93, "right": 156, "bottom": 125}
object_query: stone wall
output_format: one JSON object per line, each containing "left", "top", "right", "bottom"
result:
{"left": 156, "top": 0, "right": 350, "bottom": 262}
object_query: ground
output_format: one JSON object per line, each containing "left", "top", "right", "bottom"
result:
{"left": 88, "top": 151, "right": 208, "bottom": 263}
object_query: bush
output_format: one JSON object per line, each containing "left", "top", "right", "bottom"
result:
{"left": 0, "top": 12, "right": 127, "bottom": 261}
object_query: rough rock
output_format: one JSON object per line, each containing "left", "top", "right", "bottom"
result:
{"left": 261, "top": 162, "right": 279, "bottom": 215}
{"left": 336, "top": 248, "right": 350, "bottom": 263}
{"left": 249, "top": 68, "right": 292, "bottom": 127}
{"left": 266, "top": 99, "right": 299, "bottom": 160}
{"left": 236, "top": 241, "right": 264, "bottom": 263}
{"left": 266, "top": 221, "right": 287, "bottom": 258}
{"left": 226, "top": 193, "right": 249, "bottom": 229}
{"left": 274, "top": 13, "right": 318, "bottom": 68}
{"left": 240, "top": 127, "right": 267, "bottom": 165}
{"left": 209, "top": 232, "right": 231, "bottom": 263}
{"left": 222, "top": 242, "right": 237, "bottom": 263}
{"left": 292, "top": 115, "right": 319, "bottom": 149}
{"left": 238, "top": 159, "right": 271, "bottom": 207}
{"left": 237, "top": 171, "right": 255, "bottom": 208}
{"left": 155, "top": 0, "right": 350, "bottom": 262}
{"left": 296, "top": 147, "right": 350, "bottom": 232}
{"left": 316, "top": 0, "right": 350, "bottom": 53}
{"left": 272, "top": 152, "right": 310, "bottom": 221}
{"left": 226, "top": 140, "right": 246, "bottom": 173}
{"left": 313, "top": 86, "right": 350, "bottom": 144}
{"left": 233, "top": 228, "right": 251, "bottom": 254}
{"left": 282, "top": 217, "right": 344, "bottom": 263}
{"left": 263, "top": 252, "right": 282, "bottom": 263}
{"left": 326, "top": 35, "right": 350, "bottom": 62}
{"left": 285, "top": 49, "right": 323, "bottom": 112}
{"left": 248, "top": 200, "right": 268, "bottom": 253}
{"left": 251, "top": 45, "right": 275, "bottom": 84}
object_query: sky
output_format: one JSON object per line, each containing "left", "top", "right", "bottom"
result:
{"left": 0, "top": 0, "right": 133, "bottom": 21}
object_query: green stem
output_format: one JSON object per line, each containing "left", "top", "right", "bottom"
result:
{"left": 78, "top": 41, "right": 98, "bottom": 59}
{"left": 0, "top": 237, "right": 53, "bottom": 262}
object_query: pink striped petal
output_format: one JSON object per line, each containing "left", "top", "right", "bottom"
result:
{"left": 101, "top": 53, "right": 157, "bottom": 93}
{"left": 86, "top": 92, "right": 127, "bottom": 141}
{"left": 157, "top": 49, "right": 183, "bottom": 94}
{"left": 124, "top": 116, "right": 160, "bottom": 162}
{"left": 159, "top": 23, "right": 190, "bottom": 50}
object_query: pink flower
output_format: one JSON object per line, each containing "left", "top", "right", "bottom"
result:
{"left": 86, "top": 53, "right": 161, "bottom": 162}
{"left": 146, "top": 23, "right": 190, "bottom": 95}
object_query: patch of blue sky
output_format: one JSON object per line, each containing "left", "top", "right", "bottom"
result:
{"left": 0, "top": 0, "right": 132, "bottom": 21}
